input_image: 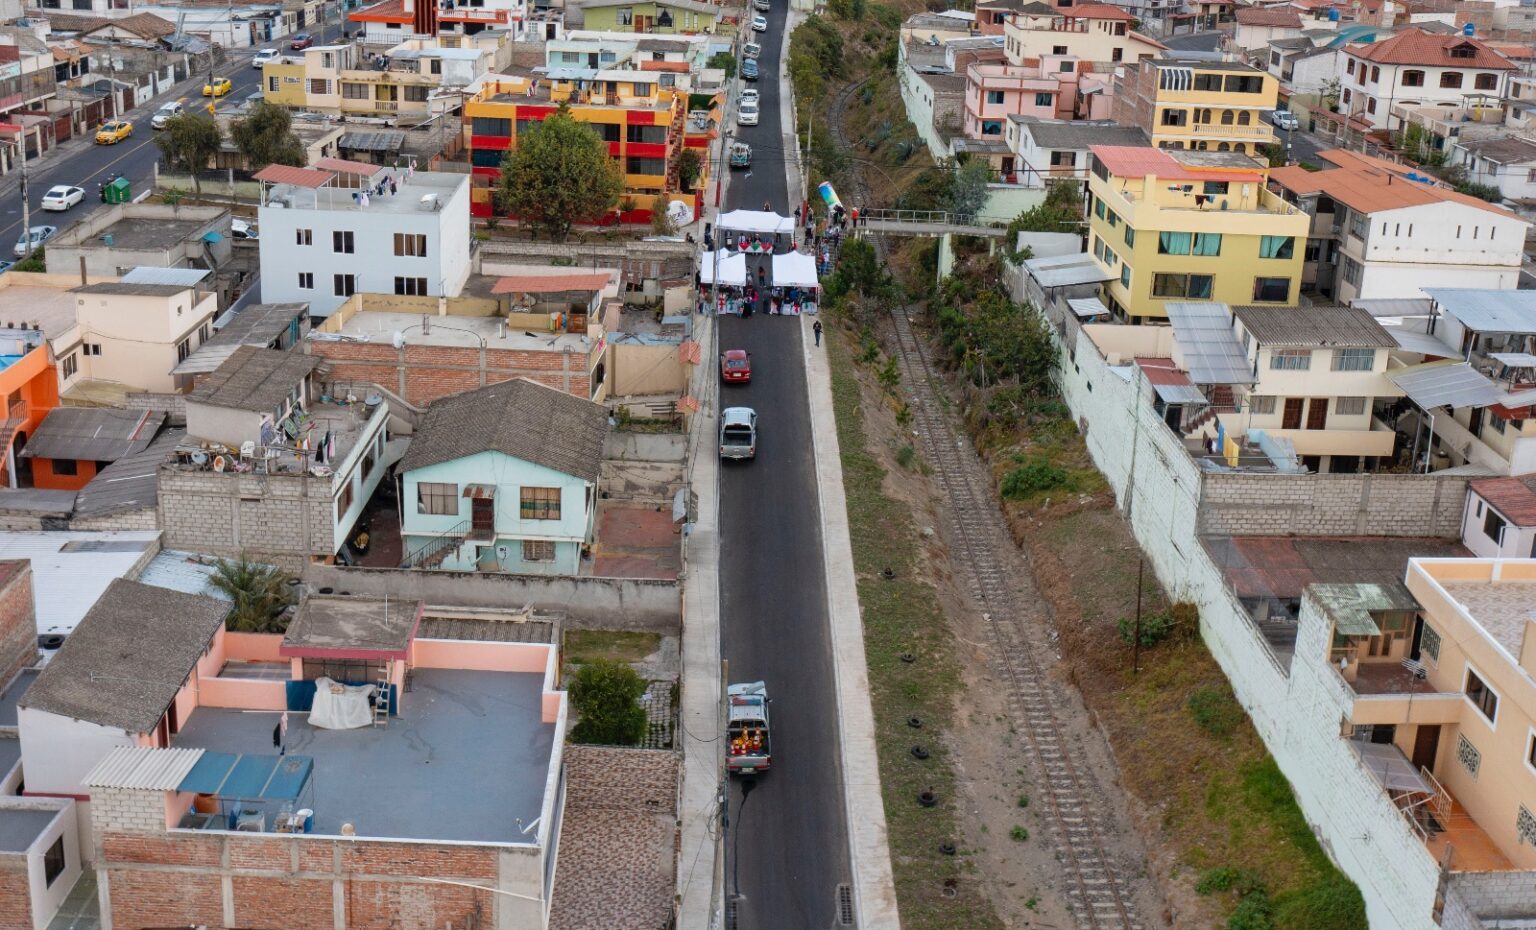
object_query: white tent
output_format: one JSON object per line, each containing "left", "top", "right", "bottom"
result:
{"left": 717, "top": 209, "right": 795, "bottom": 235}
{"left": 699, "top": 250, "right": 747, "bottom": 286}
{"left": 773, "top": 250, "right": 819, "bottom": 289}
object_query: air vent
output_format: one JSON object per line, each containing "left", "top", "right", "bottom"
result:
{"left": 837, "top": 884, "right": 855, "bottom": 926}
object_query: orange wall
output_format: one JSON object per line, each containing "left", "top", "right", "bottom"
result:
{"left": 410, "top": 639, "right": 553, "bottom": 673}
{"left": 30, "top": 457, "right": 96, "bottom": 491}
{"left": 222, "top": 632, "right": 286, "bottom": 663}
{"left": 0, "top": 347, "right": 57, "bottom": 486}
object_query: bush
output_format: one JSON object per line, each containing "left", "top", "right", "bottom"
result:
{"left": 568, "top": 659, "right": 648, "bottom": 745}
{"left": 1455, "top": 181, "right": 1505, "bottom": 203}
{"left": 1273, "top": 876, "right": 1366, "bottom": 930}
{"left": 1196, "top": 867, "right": 1264, "bottom": 897}
{"left": 1000, "top": 457, "right": 1071, "bottom": 499}
{"left": 1116, "top": 610, "right": 1173, "bottom": 648}
{"left": 1187, "top": 686, "right": 1245, "bottom": 739}
{"left": 895, "top": 444, "right": 917, "bottom": 469}
{"left": 1009, "top": 825, "right": 1029, "bottom": 841}
{"left": 708, "top": 51, "right": 736, "bottom": 79}
{"left": 1228, "top": 891, "right": 1275, "bottom": 930}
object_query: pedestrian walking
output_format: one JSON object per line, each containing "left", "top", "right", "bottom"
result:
{"left": 813, "top": 320, "right": 823, "bottom": 346}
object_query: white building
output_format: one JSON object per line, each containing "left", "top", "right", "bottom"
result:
{"left": 1461, "top": 477, "right": 1536, "bottom": 558}
{"left": 1340, "top": 29, "right": 1517, "bottom": 132}
{"left": 1454, "top": 135, "right": 1536, "bottom": 205}
{"left": 256, "top": 162, "right": 471, "bottom": 319}
{"left": 1230, "top": 6, "right": 1303, "bottom": 54}
{"left": 1004, "top": 115, "right": 1146, "bottom": 188}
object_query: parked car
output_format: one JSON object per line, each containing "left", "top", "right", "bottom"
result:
{"left": 721, "top": 349, "right": 752, "bottom": 383}
{"left": 751, "top": 14, "right": 767, "bottom": 31}
{"left": 741, "top": 58, "right": 759, "bottom": 81}
{"left": 13, "top": 226, "right": 56, "bottom": 258}
{"left": 252, "top": 48, "right": 280, "bottom": 68}
{"left": 737, "top": 101, "right": 760, "bottom": 126}
{"left": 39, "top": 185, "right": 84, "bottom": 212}
{"left": 150, "top": 100, "right": 183, "bottom": 129}
{"left": 231, "top": 218, "right": 258, "bottom": 240}
{"left": 743, "top": 41, "right": 761, "bottom": 59}
{"left": 95, "top": 120, "right": 133, "bottom": 144}
{"left": 720, "top": 407, "right": 758, "bottom": 459}
{"left": 203, "top": 76, "right": 233, "bottom": 97}
{"left": 754, "top": 0, "right": 770, "bottom": 9}
{"left": 1272, "top": 109, "right": 1300, "bottom": 131}
{"left": 290, "top": 33, "right": 314, "bottom": 49}
{"left": 740, "top": 87, "right": 759, "bottom": 105}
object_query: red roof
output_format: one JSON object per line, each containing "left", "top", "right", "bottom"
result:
{"left": 1090, "top": 145, "right": 1262, "bottom": 183}
{"left": 491, "top": 271, "right": 611, "bottom": 294}
{"left": 253, "top": 164, "right": 335, "bottom": 188}
{"left": 1064, "top": 3, "right": 1135, "bottom": 20}
{"left": 1269, "top": 148, "right": 1524, "bottom": 220}
{"left": 349, "top": 0, "right": 410, "bottom": 22}
{"left": 1348, "top": 29, "right": 1517, "bottom": 69}
{"left": 1470, "top": 476, "right": 1536, "bottom": 527}
{"left": 1235, "top": 7, "right": 1302, "bottom": 26}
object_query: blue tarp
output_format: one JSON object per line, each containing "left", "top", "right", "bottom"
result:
{"left": 179, "top": 752, "right": 313, "bottom": 802}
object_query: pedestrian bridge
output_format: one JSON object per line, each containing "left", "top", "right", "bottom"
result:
{"left": 854, "top": 208, "right": 1010, "bottom": 238}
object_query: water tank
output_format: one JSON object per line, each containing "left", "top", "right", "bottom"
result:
{"left": 1464, "top": 21, "right": 1475, "bottom": 35}
{"left": 1328, "top": 8, "right": 1340, "bottom": 21}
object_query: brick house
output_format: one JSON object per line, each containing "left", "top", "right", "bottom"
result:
{"left": 0, "top": 560, "right": 36, "bottom": 687}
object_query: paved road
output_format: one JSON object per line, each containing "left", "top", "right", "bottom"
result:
{"left": 1269, "top": 112, "right": 1328, "bottom": 166}
{"left": 718, "top": 5, "right": 853, "bottom": 930}
{"left": 1160, "top": 29, "right": 1225, "bottom": 52}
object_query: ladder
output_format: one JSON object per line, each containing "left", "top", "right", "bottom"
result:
{"left": 373, "top": 669, "right": 390, "bottom": 728}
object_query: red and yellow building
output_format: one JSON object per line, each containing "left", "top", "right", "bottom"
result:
{"left": 464, "top": 75, "right": 712, "bottom": 224}
{"left": 0, "top": 342, "right": 58, "bottom": 489}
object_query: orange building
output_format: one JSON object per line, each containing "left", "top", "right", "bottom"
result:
{"left": 0, "top": 339, "right": 58, "bottom": 489}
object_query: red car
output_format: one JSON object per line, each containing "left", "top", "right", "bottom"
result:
{"left": 721, "top": 349, "right": 751, "bottom": 383}
{"left": 290, "top": 33, "right": 314, "bottom": 49}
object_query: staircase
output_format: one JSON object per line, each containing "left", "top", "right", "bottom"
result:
{"left": 402, "top": 520, "right": 468, "bottom": 569}
{"left": 664, "top": 100, "right": 688, "bottom": 194}
{"left": 0, "top": 401, "right": 25, "bottom": 483}
{"left": 1180, "top": 384, "right": 1239, "bottom": 437}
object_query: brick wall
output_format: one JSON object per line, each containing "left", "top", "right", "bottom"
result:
{"left": 68, "top": 508, "right": 158, "bottom": 532}
{"left": 158, "top": 467, "right": 334, "bottom": 561}
{"left": 1198, "top": 472, "right": 1469, "bottom": 537}
{"left": 307, "top": 340, "right": 592, "bottom": 405}
{"left": 0, "top": 858, "right": 31, "bottom": 930}
{"left": 0, "top": 562, "right": 34, "bottom": 686}
{"left": 1443, "top": 871, "right": 1536, "bottom": 922}
{"left": 1110, "top": 63, "right": 1155, "bottom": 137}
{"left": 92, "top": 788, "right": 170, "bottom": 837}
{"left": 563, "top": 745, "right": 679, "bottom": 815}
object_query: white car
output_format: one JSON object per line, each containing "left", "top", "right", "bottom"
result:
{"left": 751, "top": 14, "right": 767, "bottom": 31}
{"left": 754, "top": 0, "right": 770, "bottom": 9}
{"left": 13, "top": 225, "right": 56, "bottom": 258}
{"left": 737, "top": 102, "right": 760, "bottom": 126}
{"left": 39, "top": 185, "right": 84, "bottom": 212}
{"left": 740, "top": 87, "right": 759, "bottom": 106}
{"left": 1272, "top": 109, "right": 1300, "bottom": 131}
{"left": 231, "top": 218, "right": 258, "bottom": 240}
{"left": 252, "top": 48, "right": 279, "bottom": 68}
{"left": 150, "top": 100, "right": 183, "bottom": 129}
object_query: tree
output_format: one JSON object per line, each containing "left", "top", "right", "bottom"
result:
{"left": 230, "top": 102, "right": 305, "bottom": 171}
{"left": 208, "top": 557, "right": 294, "bottom": 633}
{"left": 156, "top": 113, "right": 223, "bottom": 198}
{"left": 677, "top": 148, "right": 703, "bottom": 193}
{"left": 568, "top": 659, "right": 648, "bottom": 745}
{"left": 947, "top": 157, "right": 994, "bottom": 219}
{"left": 496, "top": 107, "right": 624, "bottom": 241}
{"left": 708, "top": 51, "right": 736, "bottom": 79}
{"left": 651, "top": 203, "right": 678, "bottom": 236}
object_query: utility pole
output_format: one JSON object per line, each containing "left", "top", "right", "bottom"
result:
{"left": 802, "top": 107, "right": 812, "bottom": 228}
{"left": 17, "top": 130, "right": 30, "bottom": 262}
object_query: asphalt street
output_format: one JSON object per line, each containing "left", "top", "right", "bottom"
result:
{"left": 718, "top": 4, "right": 853, "bottom": 929}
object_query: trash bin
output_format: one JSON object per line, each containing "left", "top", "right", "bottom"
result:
{"left": 103, "top": 176, "right": 130, "bottom": 204}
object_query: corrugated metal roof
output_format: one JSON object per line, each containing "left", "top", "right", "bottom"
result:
{"left": 1388, "top": 360, "right": 1507, "bottom": 409}
{"left": 1023, "top": 253, "right": 1113, "bottom": 288}
{"left": 83, "top": 746, "right": 205, "bottom": 790}
{"left": 73, "top": 429, "right": 183, "bottom": 517}
{"left": 22, "top": 407, "right": 165, "bottom": 462}
{"left": 1426, "top": 289, "right": 1536, "bottom": 335}
{"left": 0, "top": 531, "right": 157, "bottom": 636}
{"left": 254, "top": 164, "right": 335, "bottom": 188}
{"left": 120, "top": 266, "right": 210, "bottom": 287}
{"left": 1067, "top": 297, "right": 1110, "bottom": 318}
{"left": 1166, "top": 302, "right": 1255, "bottom": 385}
{"left": 135, "top": 549, "right": 234, "bottom": 601}
{"left": 1385, "top": 327, "right": 1458, "bottom": 357}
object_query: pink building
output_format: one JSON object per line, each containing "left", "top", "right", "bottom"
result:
{"left": 964, "top": 55, "right": 1112, "bottom": 139}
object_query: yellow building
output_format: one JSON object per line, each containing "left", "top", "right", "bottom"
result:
{"left": 464, "top": 75, "right": 710, "bottom": 224}
{"left": 1111, "top": 58, "right": 1279, "bottom": 154}
{"left": 263, "top": 42, "right": 490, "bottom": 119}
{"left": 1086, "top": 145, "right": 1309, "bottom": 321}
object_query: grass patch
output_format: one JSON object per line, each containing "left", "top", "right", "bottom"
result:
{"left": 827, "top": 331, "right": 1003, "bottom": 930}
{"left": 563, "top": 631, "right": 661, "bottom": 666}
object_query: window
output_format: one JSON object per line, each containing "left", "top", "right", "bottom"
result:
{"left": 298, "top": 272, "right": 314, "bottom": 289}
{"left": 1466, "top": 667, "right": 1499, "bottom": 724}
{"left": 1151, "top": 273, "right": 1213, "bottom": 299}
{"left": 403, "top": 86, "right": 429, "bottom": 102}
{"left": 336, "top": 481, "right": 353, "bottom": 522}
{"left": 198, "top": 324, "right": 210, "bottom": 345}
{"left": 1193, "top": 73, "right": 1223, "bottom": 92}
{"left": 1053, "top": 45, "right": 1067, "bottom": 54}
{"left": 1270, "top": 349, "right": 1311, "bottom": 371}
{"left": 472, "top": 116, "right": 511, "bottom": 136}
{"left": 1346, "top": 58, "right": 1355, "bottom": 77}
{"left": 342, "top": 83, "right": 369, "bottom": 99}
{"left": 1450, "top": 42, "right": 1477, "bottom": 59}
{"left": 1192, "top": 233, "right": 1221, "bottom": 256}
{"left": 985, "top": 90, "right": 1004, "bottom": 105}
{"left": 625, "top": 124, "right": 668, "bottom": 144}
{"left": 1049, "top": 150, "right": 1074, "bottom": 167}
{"left": 1160, "top": 109, "right": 1188, "bottom": 127}
{"left": 332, "top": 230, "right": 355, "bottom": 253}
{"left": 1458, "top": 733, "right": 1482, "bottom": 777}
{"left": 393, "top": 233, "right": 428, "bottom": 257}
{"left": 1369, "top": 65, "right": 1380, "bottom": 83}
{"left": 1094, "top": 198, "right": 1106, "bottom": 220}
{"left": 53, "top": 459, "right": 77, "bottom": 476}
{"left": 1252, "top": 277, "right": 1290, "bottom": 302}
{"left": 471, "top": 148, "right": 505, "bottom": 168}
{"left": 520, "top": 486, "right": 561, "bottom": 519}
{"left": 295, "top": 228, "right": 313, "bottom": 246}
{"left": 1203, "top": 181, "right": 1229, "bottom": 196}
{"left": 1249, "top": 395, "right": 1276, "bottom": 415}
{"left": 176, "top": 338, "right": 191, "bottom": 363}
{"left": 393, "top": 277, "right": 428, "bottom": 296}
{"left": 1342, "top": 255, "right": 1363, "bottom": 287}
{"left": 1440, "top": 71, "right": 1464, "bottom": 89}
{"left": 626, "top": 156, "right": 667, "bottom": 176}
{"left": 1519, "top": 805, "right": 1536, "bottom": 847}
{"left": 616, "top": 6, "right": 633, "bottom": 23}
{"left": 308, "top": 78, "right": 330, "bottom": 95}
{"left": 1332, "top": 348, "right": 1375, "bottom": 371}
{"left": 1035, "top": 92, "right": 1054, "bottom": 107}
{"left": 1484, "top": 507, "right": 1509, "bottom": 544}
{"left": 1112, "top": 48, "right": 1122, "bottom": 63}
{"left": 980, "top": 120, "right": 1003, "bottom": 136}
{"left": 1334, "top": 396, "right": 1366, "bottom": 416}
{"left": 1123, "top": 226, "right": 1135, "bottom": 247}
{"left": 417, "top": 482, "right": 458, "bottom": 515}
{"left": 1402, "top": 69, "right": 1424, "bottom": 87}
{"left": 1158, "top": 231, "right": 1192, "bottom": 255}
{"left": 1420, "top": 622, "right": 1441, "bottom": 662}
{"left": 1223, "top": 75, "right": 1263, "bottom": 93}
{"left": 1476, "top": 73, "right": 1499, "bottom": 91}
{"left": 333, "top": 274, "right": 356, "bottom": 297}
{"left": 1120, "top": 264, "right": 1131, "bottom": 288}
{"left": 1259, "top": 235, "right": 1294, "bottom": 260}
{"left": 522, "top": 539, "right": 557, "bottom": 562}
{"left": 1365, "top": 97, "right": 1377, "bottom": 114}
{"left": 1106, "top": 209, "right": 1119, "bottom": 228}
{"left": 268, "top": 76, "right": 279, "bottom": 93}
{"left": 43, "top": 837, "right": 64, "bottom": 887}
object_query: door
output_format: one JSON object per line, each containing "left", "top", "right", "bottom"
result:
{"left": 1282, "top": 397, "right": 1304, "bottom": 430}
{"left": 1306, "top": 398, "right": 1328, "bottom": 430}
{"left": 1469, "top": 407, "right": 1485, "bottom": 439}
{"left": 1412, "top": 725, "right": 1441, "bottom": 773}
{"left": 471, "top": 497, "right": 494, "bottom": 534}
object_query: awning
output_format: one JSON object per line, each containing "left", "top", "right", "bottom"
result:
{"left": 178, "top": 752, "right": 314, "bottom": 802}
{"left": 1426, "top": 289, "right": 1536, "bottom": 335}
{"left": 1023, "top": 253, "right": 1113, "bottom": 289}
{"left": 1067, "top": 297, "right": 1110, "bottom": 319}
{"left": 1165, "top": 302, "right": 1254, "bottom": 386}
{"left": 1151, "top": 381, "right": 1208, "bottom": 405}
{"left": 462, "top": 484, "right": 496, "bottom": 499}
{"left": 699, "top": 250, "right": 746, "bottom": 286}
{"left": 1351, "top": 740, "right": 1432, "bottom": 795}
{"left": 1490, "top": 352, "right": 1536, "bottom": 368}
{"left": 716, "top": 209, "right": 795, "bottom": 235}
{"left": 772, "top": 250, "right": 818, "bottom": 288}
{"left": 1388, "top": 361, "right": 1507, "bottom": 409}
{"left": 1385, "top": 327, "right": 1458, "bottom": 358}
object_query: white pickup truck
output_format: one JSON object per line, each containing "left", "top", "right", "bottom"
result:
{"left": 727, "top": 682, "right": 772, "bottom": 775}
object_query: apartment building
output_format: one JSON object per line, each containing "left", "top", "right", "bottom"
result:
{"left": 350, "top": 0, "right": 533, "bottom": 45}
{"left": 52, "top": 276, "right": 218, "bottom": 403}
{"left": 1112, "top": 58, "right": 1279, "bottom": 154}
{"left": 465, "top": 74, "right": 705, "bottom": 224}
{"left": 1340, "top": 29, "right": 1516, "bottom": 132}
{"left": 963, "top": 55, "right": 1112, "bottom": 140}
{"left": 548, "top": 30, "right": 710, "bottom": 82}
{"left": 1001, "top": 3, "right": 1164, "bottom": 70}
{"left": 255, "top": 161, "right": 472, "bottom": 319}
{"left": 574, "top": 0, "right": 723, "bottom": 34}
{"left": 262, "top": 40, "right": 490, "bottom": 119}
{"left": 1005, "top": 116, "right": 1145, "bottom": 188}
{"left": 1268, "top": 149, "right": 1529, "bottom": 301}
{"left": 1086, "top": 145, "right": 1308, "bottom": 321}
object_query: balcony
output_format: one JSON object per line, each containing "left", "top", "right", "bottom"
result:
{"left": 1343, "top": 662, "right": 1464, "bottom": 726}
{"left": 1176, "top": 121, "right": 1276, "bottom": 139}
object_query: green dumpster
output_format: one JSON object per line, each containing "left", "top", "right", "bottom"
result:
{"left": 103, "top": 176, "right": 130, "bottom": 204}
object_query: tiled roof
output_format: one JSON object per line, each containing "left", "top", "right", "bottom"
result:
{"left": 1236, "top": 7, "right": 1302, "bottom": 26}
{"left": 253, "top": 164, "right": 334, "bottom": 188}
{"left": 1064, "top": 3, "right": 1135, "bottom": 19}
{"left": 1232, "top": 304, "right": 1394, "bottom": 348}
{"left": 1270, "top": 148, "right": 1525, "bottom": 220}
{"left": 1470, "top": 475, "right": 1536, "bottom": 526}
{"left": 399, "top": 378, "right": 608, "bottom": 482}
{"left": 491, "top": 271, "right": 612, "bottom": 294}
{"left": 1347, "top": 29, "right": 1516, "bottom": 69}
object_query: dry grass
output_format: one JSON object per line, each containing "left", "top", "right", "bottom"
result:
{"left": 563, "top": 631, "right": 662, "bottom": 667}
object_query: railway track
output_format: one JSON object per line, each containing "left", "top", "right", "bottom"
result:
{"left": 825, "top": 79, "right": 1146, "bottom": 930}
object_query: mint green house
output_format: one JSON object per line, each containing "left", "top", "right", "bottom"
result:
{"left": 397, "top": 379, "right": 608, "bottom": 575}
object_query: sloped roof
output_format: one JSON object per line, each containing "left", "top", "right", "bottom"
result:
{"left": 1347, "top": 29, "right": 1516, "bottom": 69}
{"left": 189, "top": 346, "right": 322, "bottom": 413}
{"left": 399, "top": 378, "right": 608, "bottom": 482}
{"left": 22, "top": 407, "right": 165, "bottom": 462}
{"left": 1458, "top": 135, "right": 1536, "bottom": 166}
{"left": 20, "top": 579, "right": 228, "bottom": 733}
{"left": 1233, "top": 304, "right": 1394, "bottom": 348}
{"left": 1236, "top": 7, "right": 1302, "bottom": 27}
{"left": 1471, "top": 475, "right": 1536, "bottom": 526}
{"left": 1269, "top": 148, "right": 1525, "bottom": 220}
{"left": 1015, "top": 118, "right": 1145, "bottom": 149}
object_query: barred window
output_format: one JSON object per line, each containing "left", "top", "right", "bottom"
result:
{"left": 520, "top": 486, "right": 561, "bottom": 520}
{"left": 1420, "top": 623, "right": 1441, "bottom": 662}
{"left": 1457, "top": 733, "right": 1481, "bottom": 778}
{"left": 522, "top": 539, "right": 556, "bottom": 561}
{"left": 417, "top": 481, "right": 458, "bottom": 515}
{"left": 1519, "top": 805, "right": 1536, "bottom": 847}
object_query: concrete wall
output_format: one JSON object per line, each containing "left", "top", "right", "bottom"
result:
{"left": 607, "top": 342, "right": 687, "bottom": 398}
{"left": 306, "top": 338, "right": 593, "bottom": 404}
{"left": 0, "top": 563, "right": 36, "bottom": 688}
{"left": 157, "top": 467, "right": 333, "bottom": 563}
{"left": 1197, "top": 472, "right": 1468, "bottom": 537}
{"left": 0, "top": 799, "right": 78, "bottom": 930}
{"left": 300, "top": 565, "right": 681, "bottom": 632}
{"left": 16, "top": 709, "right": 135, "bottom": 798}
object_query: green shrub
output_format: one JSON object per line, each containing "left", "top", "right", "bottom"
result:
{"left": 1116, "top": 610, "right": 1173, "bottom": 648}
{"left": 895, "top": 444, "right": 917, "bottom": 469}
{"left": 1009, "top": 825, "right": 1029, "bottom": 841}
{"left": 568, "top": 659, "right": 648, "bottom": 745}
{"left": 1187, "top": 686, "right": 1245, "bottom": 739}
{"left": 1273, "top": 876, "right": 1366, "bottom": 930}
{"left": 1196, "top": 867, "right": 1264, "bottom": 897}
{"left": 1228, "top": 891, "right": 1275, "bottom": 930}
{"left": 1000, "top": 458, "right": 1070, "bottom": 499}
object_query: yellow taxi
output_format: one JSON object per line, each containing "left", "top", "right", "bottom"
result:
{"left": 202, "top": 76, "right": 233, "bottom": 97}
{"left": 94, "top": 120, "right": 133, "bottom": 144}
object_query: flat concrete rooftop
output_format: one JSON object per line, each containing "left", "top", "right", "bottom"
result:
{"left": 1440, "top": 580, "right": 1536, "bottom": 658}
{"left": 64, "top": 217, "right": 206, "bottom": 252}
{"left": 0, "top": 739, "right": 19, "bottom": 780}
{"left": 0, "top": 669, "right": 38, "bottom": 727}
{"left": 0, "top": 808, "right": 59, "bottom": 853}
{"left": 0, "top": 284, "right": 80, "bottom": 339}
{"left": 325, "top": 309, "right": 590, "bottom": 352}
{"left": 267, "top": 170, "right": 465, "bottom": 216}
{"left": 172, "top": 668, "right": 555, "bottom": 843}
{"left": 284, "top": 595, "right": 421, "bottom": 656}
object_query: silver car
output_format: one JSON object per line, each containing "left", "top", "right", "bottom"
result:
{"left": 720, "top": 407, "right": 758, "bottom": 460}
{"left": 13, "top": 225, "right": 56, "bottom": 257}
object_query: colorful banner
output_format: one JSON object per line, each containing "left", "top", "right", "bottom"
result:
{"left": 817, "top": 181, "right": 842, "bottom": 212}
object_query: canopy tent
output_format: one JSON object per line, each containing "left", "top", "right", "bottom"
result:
{"left": 699, "top": 250, "right": 747, "bottom": 287}
{"left": 717, "top": 209, "right": 795, "bottom": 236}
{"left": 772, "top": 251, "right": 819, "bottom": 289}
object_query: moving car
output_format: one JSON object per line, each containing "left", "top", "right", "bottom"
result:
{"left": 150, "top": 100, "right": 183, "bottom": 128}
{"left": 231, "top": 218, "right": 259, "bottom": 240}
{"left": 1272, "top": 109, "right": 1300, "bottom": 131}
{"left": 741, "top": 58, "right": 759, "bottom": 81}
{"left": 737, "top": 101, "right": 759, "bottom": 126}
{"left": 40, "top": 185, "right": 84, "bottom": 212}
{"left": 290, "top": 33, "right": 314, "bottom": 49}
{"left": 726, "top": 682, "right": 771, "bottom": 774}
{"left": 751, "top": 14, "right": 767, "bottom": 30}
{"left": 252, "top": 48, "right": 280, "bottom": 68}
{"left": 729, "top": 141, "right": 752, "bottom": 169}
{"left": 203, "top": 76, "right": 233, "bottom": 97}
{"left": 13, "top": 226, "right": 56, "bottom": 258}
{"left": 720, "top": 407, "right": 757, "bottom": 459}
{"left": 95, "top": 120, "right": 133, "bottom": 144}
{"left": 720, "top": 349, "right": 752, "bottom": 383}
{"left": 754, "top": 0, "right": 770, "bottom": 9}
{"left": 740, "top": 87, "right": 759, "bottom": 105}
